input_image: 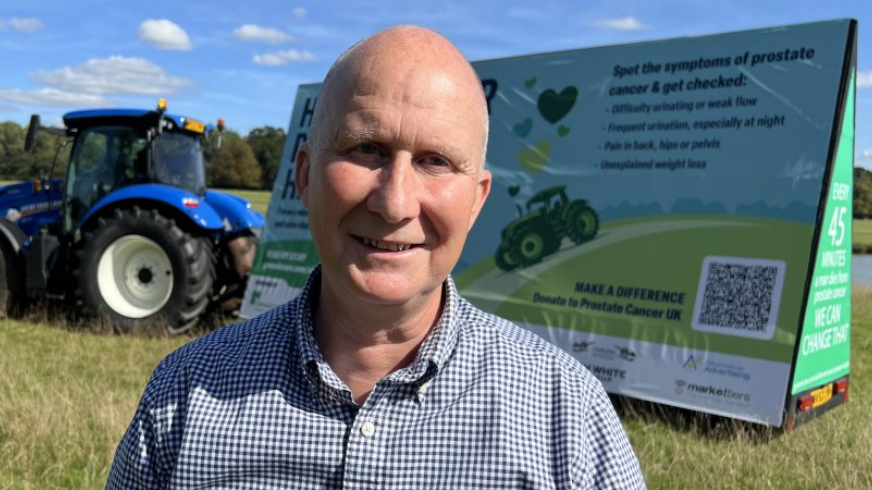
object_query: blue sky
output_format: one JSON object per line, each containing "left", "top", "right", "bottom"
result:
{"left": 1, "top": 1, "right": 870, "bottom": 168}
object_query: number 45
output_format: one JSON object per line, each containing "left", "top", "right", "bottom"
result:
{"left": 828, "top": 206, "right": 847, "bottom": 247}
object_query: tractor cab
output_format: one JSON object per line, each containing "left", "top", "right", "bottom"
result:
{"left": 524, "top": 185, "right": 569, "bottom": 218}
{"left": 61, "top": 101, "right": 211, "bottom": 234}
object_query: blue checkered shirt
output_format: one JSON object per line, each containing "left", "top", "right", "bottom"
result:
{"left": 107, "top": 268, "right": 645, "bottom": 489}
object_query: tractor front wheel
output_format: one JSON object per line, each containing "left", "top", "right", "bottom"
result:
{"left": 494, "top": 244, "right": 520, "bottom": 271}
{"left": 514, "top": 228, "right": 557, "bottom": 267}
{"left": 76, "top": 207, "right": 214, "bottom": 334}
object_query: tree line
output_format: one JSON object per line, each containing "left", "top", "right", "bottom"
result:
{"left": 0, "top": 120, "right": 285, "bottom": 190}
{"left": 855, "top": 167, "right": 872, "bottom": 220}
{"left": 3, "top": 117, "right": 872, "bottom": 206}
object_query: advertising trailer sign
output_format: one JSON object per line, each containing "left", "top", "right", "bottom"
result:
{"left": 243, "top": 19, "right": 855, "bottom": 427}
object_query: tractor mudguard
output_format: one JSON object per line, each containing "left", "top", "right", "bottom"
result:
{"left": 82, "top": 184, "right": 224, "bottom": 231}
{"left": 0, "top": 216, "right": 26, "bottom": 253}
{"left": 204, "top": 190, "right": 265, "bottom": 235}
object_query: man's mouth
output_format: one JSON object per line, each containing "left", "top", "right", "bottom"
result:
{"left": 361, "top": 237, "right": 415, "bottom": 252}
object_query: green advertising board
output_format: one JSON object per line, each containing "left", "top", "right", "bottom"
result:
{"left": 243, "top": 19, "right": 856, "bottom": 427}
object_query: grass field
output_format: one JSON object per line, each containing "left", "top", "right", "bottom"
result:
{"left": 856, "top": 219, "right": 872, "bottom": 247}
{"left": 221, "top": 188, "right": 271, "bottom": 216}
{"left": 0, "top": 287, "right": 869, "bottom": 489}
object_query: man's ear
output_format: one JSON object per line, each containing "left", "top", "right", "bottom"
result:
{"left": 295, "top": 143, "right": 311, "bottom": 208}
{"left": 468, "top": 169, "right": 492, "bottom": 230}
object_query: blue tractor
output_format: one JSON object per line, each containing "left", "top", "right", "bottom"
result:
{"left": 0, "top": 100, "right": 264, "bottom": 333}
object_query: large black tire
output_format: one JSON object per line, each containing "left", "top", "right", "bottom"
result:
{"left": 0, "top": 242, "right": 20, "bottom": 318}
{"left": 566, "top": 203, "right": 599, "bottom": 244}
{"left": 75, "top": 207, "right": 214, "bottom": 334}
{"left": 494, "top": 243, "right": 520, "bottom": 271}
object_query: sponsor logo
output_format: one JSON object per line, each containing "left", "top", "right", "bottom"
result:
{"left": 679, "top": 354, "right": 750, "bottom": 381}
{"left": 615, "top": 345, "right": 636, "bottom": 361}
{"left": 573, "top": 340, "right": 595, "bottom": 353}
{"left": 590, "top": 344, "right": 637, "bottom": 362}
{"left": 702, "top": 360, "right": 751, "bottom": 381}
{"left": 682, "top": 355, "right": 702, "bottom": 371}
{"left": 673, "top": 379, "right": 750, "bottom": 403}
{"left": 584, "top": 364, "right": 627, "bottom": 383}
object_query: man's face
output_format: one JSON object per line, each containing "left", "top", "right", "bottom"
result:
{"left": 296, "top": 63, "right": 490, "bottom": 308}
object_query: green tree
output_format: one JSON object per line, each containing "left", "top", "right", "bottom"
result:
{"left": 855, "top": 167, "right": 872, "bottom": 219}
{"left": 209, "top": 136, "right": 262, "bottom": 189}
{"left": 0, "top": 120, "right": 69, "bottom": 181}
{"left": 245, "top": 126, "right": 286, "bottom": 190}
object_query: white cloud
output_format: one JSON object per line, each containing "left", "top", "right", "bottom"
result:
{"left": 138, "top": 19, "right": 192, "bottom": 51}
{"left": 0, "top": 87, "right": 112, "bottom": 107}
{"left": 253, "top": 49, "right": 317, "bottom": 66}
{"left": 595, "top": 17, "right": 649, "bottom": 31}
{"left": 10, "top": 17, "right": 44, "bottom": 33}
{"left": 292, "top": 8, "right": 307, "bottom": 21}
{"left": 858, "top": 70, "right": 872, "bottom": 89}
{"left": 861, "top": 148, "right": 872, "bottom": 159}
{"left": 0, "top": 17, "right": 44, "bottom": 33}
{"left": 31, "top": 56, "right": 192, "bottom": 96}
{"left": 234, "top": 24, "right": 293, "bottom": 44}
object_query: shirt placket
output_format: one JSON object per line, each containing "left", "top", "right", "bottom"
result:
{"left": 341, "top": 385, "right": 393, "bottom": 490}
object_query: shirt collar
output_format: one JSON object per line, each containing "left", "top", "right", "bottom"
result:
{"left": 294, "top": 265, "right": 461, "bottom": 387}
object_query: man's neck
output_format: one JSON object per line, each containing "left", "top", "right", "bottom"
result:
{"left": 312, "top": 283, "right": 444, "bottom": 405}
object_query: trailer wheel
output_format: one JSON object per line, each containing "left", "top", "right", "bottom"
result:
{"left": 76, "top": 207, "right": 214, "bottom": 334}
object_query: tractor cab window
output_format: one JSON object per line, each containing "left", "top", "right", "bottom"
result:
{"left": 65, "top": 125, "right": 147, "bottom": 233}
{"left": 153, "top": 132, "right": 206, "bottom": 196}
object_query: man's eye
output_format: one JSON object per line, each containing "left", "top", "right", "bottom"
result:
{"left": 420, "top": 155, "right": 451, "bottom": 169}
{"left": 355, "top": 143, "right": 380, "bottom": 155}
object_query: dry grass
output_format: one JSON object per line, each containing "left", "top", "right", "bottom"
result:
{"left": 0, "top": 287, "right": 869, "bottom": 489}
{"left": 621, "top": 284, "right": 872, "bottom": 489}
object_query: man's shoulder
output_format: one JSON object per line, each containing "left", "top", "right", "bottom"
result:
{"left": 453, "top": 296, "right": 594, "bottom": 385}
{"left": 144, "top": 301, "right": 300, "bottom": 398}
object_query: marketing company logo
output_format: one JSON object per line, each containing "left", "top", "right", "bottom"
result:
{"left": 585, "top": 364, "right": 628, "bottom": 383}
{"left": 673, "top": 379, "right": 750, "bottom": 404}
{"left": 679, "top": 354, "right": 751, "bottom": 381}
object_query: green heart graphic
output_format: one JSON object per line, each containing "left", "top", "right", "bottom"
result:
{"left": 558, "top": 125, "right": 570, "bottom": 137}
{"left": 538, "top": 86, "right": 578, "bottom": 124}
{"left": 524, "top": 77, "right": 537, "bottom": 89}
{"left": 513, "top": 118, "right": 533, "bottom": 138}
{"left": 517, "top": 140, "right": 552, "bottom": 173}
{"left": 508, "top": 185, "right": 520, "bottom": 197}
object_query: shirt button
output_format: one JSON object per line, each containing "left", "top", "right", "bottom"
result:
{"left": 360, "top": 421, "right": 376, "bottom": 437}
{"left": 419, "top": 381, "right": 431, "bottom": 394}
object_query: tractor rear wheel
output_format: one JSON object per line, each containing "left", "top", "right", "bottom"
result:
{"left": 567, "top": 204, "right": 599, "bottom": 244}
{"left": 75, "top": 207, "right": 214, "bottom": 334}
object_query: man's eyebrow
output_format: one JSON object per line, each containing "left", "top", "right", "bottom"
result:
{"left": 346, "top": 130, "right": 374, "bottom": 140}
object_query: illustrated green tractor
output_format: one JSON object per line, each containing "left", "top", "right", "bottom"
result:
{"left": 494, "top": 185, "right": 599, "bottom": 271}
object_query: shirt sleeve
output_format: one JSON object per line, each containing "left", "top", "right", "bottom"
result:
{"left": 105, "top": 357, "right": 187, "bottom": 489}
{"left": 574, "top": 381, "right": 647, "bottom": 489}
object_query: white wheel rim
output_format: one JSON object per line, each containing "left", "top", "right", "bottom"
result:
{"left": 96, "top": 235, "right": 173, "bottom": 318}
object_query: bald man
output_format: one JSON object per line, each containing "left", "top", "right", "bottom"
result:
{"left": 107, "top": 26, "right": 646, "bottom": 489}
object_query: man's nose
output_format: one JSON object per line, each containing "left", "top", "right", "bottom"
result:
{"left": 366, "top": 155, "right": 420, "bottom": 223}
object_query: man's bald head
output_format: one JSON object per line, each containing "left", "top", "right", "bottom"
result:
{"left": 308, "top": 25, "right": 489, "bottom": 168}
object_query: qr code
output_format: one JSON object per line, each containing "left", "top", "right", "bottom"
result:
{"left": 691, "top": 256, "right": 785, "bottom": 340}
